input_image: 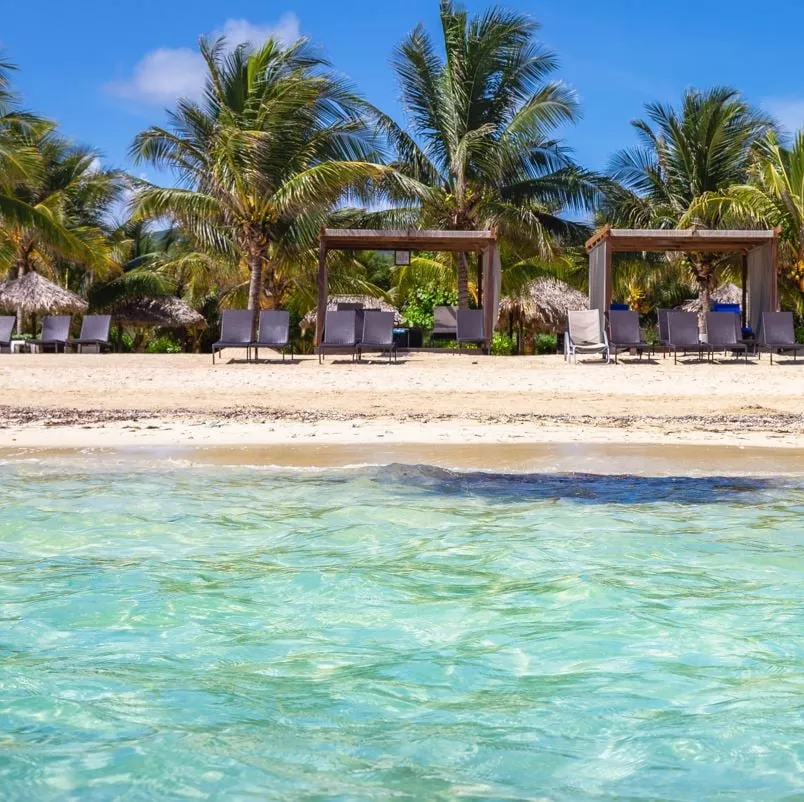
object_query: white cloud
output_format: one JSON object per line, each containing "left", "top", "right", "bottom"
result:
{"left": 216, "top": 14, "right": 300, "bottom": 49}
{"left": 106, "top": 13, "right": 301, "bottom": 107}
{"left": 762, "top": 98, "right": 804, "bottom": 136}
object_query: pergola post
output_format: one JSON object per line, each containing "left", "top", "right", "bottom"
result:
{"left": 315, "top": 234, "right": 328, "bottom": 346}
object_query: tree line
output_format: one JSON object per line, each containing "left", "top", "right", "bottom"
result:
{"left": 2, "top": 0, "right": 803, "bottom": 350}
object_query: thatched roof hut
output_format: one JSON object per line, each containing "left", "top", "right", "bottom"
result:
{"left": 300, "top": 294, "right": 401, "bottom": 333}
{"left": 0, "top": 272, "right": 88, "bottom": 314}
{"left": 682, "top": 283, "right": 742, "bottom": 312}
{"left": 499, "top": 278, "right": 588, "bottom": 334}
{"left": 113, "top": 297, "right": 206, "bottom": 329}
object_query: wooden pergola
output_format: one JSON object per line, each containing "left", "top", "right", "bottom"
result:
{"left": 317, "top": 229, "right": 502, "bottom": 347}
{"left": 585, "top": 227, "right": 780, "bottom": 328}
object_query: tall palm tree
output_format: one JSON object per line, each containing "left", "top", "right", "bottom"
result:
{"left": 603, "top": 87, "right": 772, "bottom": 321}
{"left": 132, "top": 36, "right": 405, "bottom": 333}
{"left": 376, "top": 0, "right": 599, "bottom": 309}
{"left": 689, "top": 131, "right": 804, "bottom": 312}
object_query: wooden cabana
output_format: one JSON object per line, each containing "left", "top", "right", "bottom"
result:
{"left": 317, "top": 229, "right": 501, "bottom": 348}
{"left": 585, "top": 227, "right": 780, "bottom": 328}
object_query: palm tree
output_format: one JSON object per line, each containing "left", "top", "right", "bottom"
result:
{"left": 603, "top": 87, "right": 772, "bottom": 323}
{"left": 0, "top": 59, "right": 111, "bottom": 275}
{"left": 0, "top": 133, "right": 124, "bottom": 286}
{"left": 376, "top": 0, "right": 599, "bottom": 309}
{"left": 132, "top": 36, "right": 405, "bottom": 333}
{"left": 689, "top": 131, "right": 804, "bottom": 312}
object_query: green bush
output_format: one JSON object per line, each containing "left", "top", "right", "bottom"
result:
{"left": 402, "top": 285, "right": 459, "bottom": 329}
{"left": 796, "top": 326, "right": 804, "bottom": 344}
{"left": 534, "top": 333, "right": 558, "bottom": 354}
{"left": 146, "top": 335, "right": 183, "bottom": 354}
{"left": 491, "top": 332, "right": 514, "bottom": 355}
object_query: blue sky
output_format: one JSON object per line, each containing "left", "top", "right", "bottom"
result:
{"left": 5, "top": 0, "right": 804, "bottom": 186}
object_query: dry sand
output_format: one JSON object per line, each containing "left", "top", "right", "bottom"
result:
{"left": 0, "top": 350, "right": 802, "bottom": 466}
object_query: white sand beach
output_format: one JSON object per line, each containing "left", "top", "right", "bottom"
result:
{"left": 1, "top": 351, "right": 802, "bottom": 456}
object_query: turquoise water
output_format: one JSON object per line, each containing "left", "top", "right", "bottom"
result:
{"left": 1, "top": 459, "right": 804, "bottom": 800}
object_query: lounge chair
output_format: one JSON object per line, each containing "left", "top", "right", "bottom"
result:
{"left": 255, "top": 310, "right": 292, "bottom": 361}
{"left": 68, "top": 315, "right": 111, "bottom": 353}
{"left": 608, "top": 310, "right": 650, "bottom": 363}
{"left": 431, "top": 305, "right": 457, "bottom": 342}
{"left": 565, "top": 310, "right": 610, "bottom": 363}
{"left": 0, "top": 315, "right": 14, "bottom": 353}
{"left": 456, "top": 309, "right": 487, "bottom": 354}
{"left": 758, "top": 311, "right": 804, "bottom": 364}
{"left": 666, "top": 311, "right": 704, "bottom": 364}
{"left": 336, "top": 302, "right": 365, "bottom": 345}
{"left": 358, "top": 311, "right": 397, "bottom": 363}
{"left": 706, "top": 312, "right": 750, "bottom": 363}
{"left": 29, "top": 315, "right": 71, "bottom": 353}
{"left": 317, "top": 310, "right": 357, "bottom": 363}
{"left": 212, "top": 310, "right": 254, "bottom": 364}
{"left": 657, "top": 309, "right": 671, "bottom": 358}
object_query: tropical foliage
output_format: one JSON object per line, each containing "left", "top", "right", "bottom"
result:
{"left": 131, "top": 36, "right": 408, "bottom": 334}
{"left": 375, "top": 0, "right": 600, "bottom": 308}
{"left": 1, "top": 4, "right": 803, "bottom": 353}
{"left": 602, "top": 87, "right": 773, "bottom": 321}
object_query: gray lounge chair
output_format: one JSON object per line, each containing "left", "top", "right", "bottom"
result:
{"left": 431, "top": 306, "right": 457, "bottom": 341}
{"left": 706, "top": 312, "right": 750, "bottom": 363}
{"left": 318, "top": 310, "right": 357, "bottom": 363}
{"left": 666, "top": 311, "right": 704, "bottom": 364}
{"left": 456, "top": 309, "right": 487, "bottom": 354}
{"left": 336, "top": 302, "right": 365, "bottom": 345}
{"left": 29, "top": 315, "right": 71, "bottom": 353}
{"left": 759, "top": 311, "right": 804, "bottom": 364}
{"left": 0, "top": 315, "right": 14, "bottom": 353}
{"left": 255, "top": 310, "right": 292, "bottom": 361}
{"left": 609, "top": 310, "right": 649, "bottom": 363}
{"left": 657, "top": 308, "right": 671, "bottom": 358}
{"left": 212, "top": 310, "right": 254, "bottom": 364}
{"left": 565, "top": 310, "right": 610, "bottom": 363}
{"left": 358, "top": 311, "right": 397, "bottom": 363}
{"left": 68, "top": 315, "right": 111, "bottom": 353}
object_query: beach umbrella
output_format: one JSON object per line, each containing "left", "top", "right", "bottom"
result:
{"left": 499, "top": 278, "right": 588, "bottom": 335}
{"left": 112, "top": 296, "right": 207, "bottom": 330}
{"left": 682, "top": 282, "right": 742, "bottom": 312}
{"left": 0, "top": 271, "right": 88, "bottom": 315}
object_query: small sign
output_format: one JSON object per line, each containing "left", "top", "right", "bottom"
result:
{"left": 394, "top": 251, "right": 411, "bottom": 266}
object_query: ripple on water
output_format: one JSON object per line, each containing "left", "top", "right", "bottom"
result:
{"left": 0, "top": 461, "right": 803, "bottom": 799}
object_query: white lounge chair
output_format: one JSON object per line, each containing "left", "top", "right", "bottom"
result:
{"left": 565, "top": 310, "right": 610, "bottom": 363}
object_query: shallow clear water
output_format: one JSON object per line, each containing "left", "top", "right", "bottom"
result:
{"left": 1, "top": 459, "right": 804, "bottom": 800}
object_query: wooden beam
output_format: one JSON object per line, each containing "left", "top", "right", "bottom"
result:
{"left": 315, "top": 235, "right": 327, "bottom": 346}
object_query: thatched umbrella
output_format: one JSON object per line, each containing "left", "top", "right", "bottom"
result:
{"left": 0, "top": 271, "right": 88, "bottom": 315}
{"left": 300, "top": 294, "right": 402, "bottom": 334}
{"left": 499, "top": 278, "right": 588, "bottom": 335}
{"left": 113, "top": 297, "right": 206, "bottom": 330}
{"left": 682, "top": 283, "right": 742, "bottom": 313}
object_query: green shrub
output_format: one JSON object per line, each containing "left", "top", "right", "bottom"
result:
{"left": 534, "top": 333, "right": 557, "bottom": 354}
{"left": 796, "top": 326, "right": 804, "bottom": 344}
{"left": 402, "top": 285, "right": 459, "bottom": 329}
{"left": 491, "top": 331, "right": 514, "bottom": 355}
{"left": 146, "top": 335, "right": 183, "bottom": 354}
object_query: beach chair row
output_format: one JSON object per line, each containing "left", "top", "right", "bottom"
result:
{"left": 214, "top": 308, "right": 489, "bottom": 365}
{"left": 565, "top": 310, "right": 803, "bottom": 364}
{"left": 0, "top": 314, "right": 112, "bottom": 353}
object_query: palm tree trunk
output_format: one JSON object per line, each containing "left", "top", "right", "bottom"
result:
{"left": 457, "top": 251, "right": 469, "bottom": 309}
{"left": 247, "top": 250, "right": 264, "bottom": 338}
{"left": 693, "top": 255, "right": 715, "bottom": 336}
